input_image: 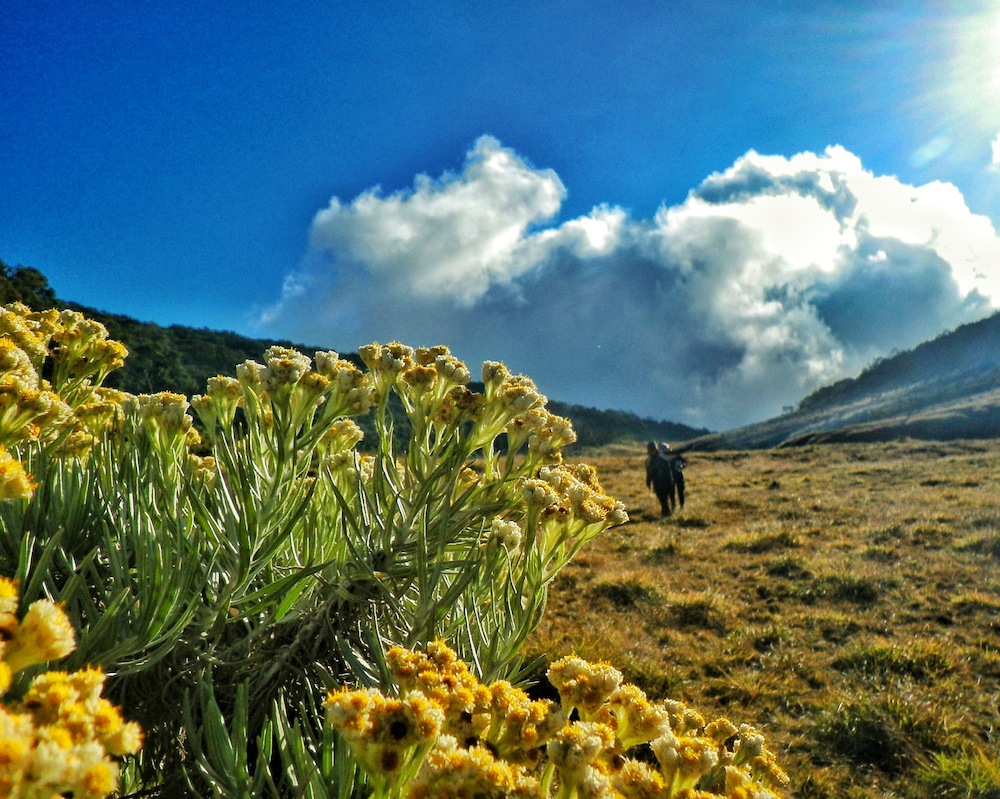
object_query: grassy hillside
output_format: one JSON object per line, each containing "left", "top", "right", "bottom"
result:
{"left": 529, "top": 442, "right": 1000, "bottom": 798}
{"left": 800, "top": 313, "right": 1000, "bottom": 413}
{"left": 686, "top": 312, "right": 1000, "bottom": 449}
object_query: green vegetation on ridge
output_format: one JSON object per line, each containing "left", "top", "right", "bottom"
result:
{"left": 0, "top": 258, "right": 708, "bottom": 447}
{"left": 799, "top": 312, "right": 1000, "bottom": 413}
{"left": 685, "top": 312, "right": 1000, "bottom": 450}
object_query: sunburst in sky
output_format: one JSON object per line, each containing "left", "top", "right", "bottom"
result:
{"left": 946, "top": 1, "right": 1000, "bottom": 127}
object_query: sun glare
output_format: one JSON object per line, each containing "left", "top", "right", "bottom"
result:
{"left": 946, "top": 3, "right": 1000, "bottom": 139}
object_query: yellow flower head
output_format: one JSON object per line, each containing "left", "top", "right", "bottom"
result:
{"left": 0, "top": 578, "right": 20, "bottom": 670}
{"left": 192, "top": 454, "right": 220, "bottom": 485}
{"left": 521, "top": 478, "right": 559, "bottom": 509}
{"left": 0, "top": 447, "right": 34, "bottom": 500}
{"left": 547, "top": 656, "right": 624, "bottom": 719}
{"left": 0, "top": 307, "right": 47, "bottom": 363}
{"left": 650, "top": 730, "right": 720, "bottom": 793}
{"left": 236, "top": 359, "right": 268, "bottom": 391}
{"left": 367, "top": 691, "right": 444, "bottom": 749}
{"left": 481, "top": 361, "right": 511, "bottom": 389}
{"left": 0, "top": 577, "right": 19, "bottom": 618}
{"left": 56, "top": 430, "right": 96, "bottom": 460}
{"left": 53, "top": 310, "right": 104, "bottom": 343}
{"left": 192, "top": 376, "right": 243, "bottom": 435}
{"left": 32, "top": 735, "right": 105, "bottom": 794}
{"left": 262, "top": 346, "right": 311, "bottom": 389}
{"left": 88, "top": 699, "right": 123, "bottom": 739}
{"left": 4, "top": 599, "right": 76, "bottom": 673}
{"left": 72, "top": 399, "right": 122, "bottom": 437}
{"left": 327, "top": 687, "right": 444, "bottom": 783}
{"left": 22, "top": 671, "right": 76, "bottom": 724}
{"left": 383, "top": 643, "right": 493, "bottom": 742}
{"left": 313, "top": 350, "right": 343, "bottom": 374}
{"left": 204, "top": 374, "right": 242, "bottom": 401}
{"left": 68, "top": 666, "right": 107, "bottom": 702}
{"left": 661, "top": 698, "right": 706, "bottom": 735}
{"left": 425, "top": 351, "right": 471, "bottom": 387}
{"left": 597, "top": 684, "right": 672, "bottom": 750}
{"left": 325, "top": 686, "right": 380, "bottom": 739}
{"left": 93, "top": 387, "right": 131, "bottom": 415}
{"left": 726, "top": 723, "right": 788, "bottom": 790}
{"left": 358, "top": 341, "right": 414, "bottom": 385}
{"left": 489, "top": 680, "right": 532, "bottom": 719}
{"left": 101, "top": 717, "right": 143, "bottom": 758}
{"left": 90, "top": 338, "right": 128, "bottom": 372}
{"left": 401, "top": 364, "right": 437, "bottom": 395}
{"left": 414, "top": 345, "right": 450, "bottom": 366}
{"left": 0, "top": 578, "right": 140, "bottom": 799}
{"left": 59, "top": 699, "right": 96, "bottom": 743}
{"left": 318, "top": 419, "right": 365, "bottom": 454}
{"left": 504, "top": 408, "right": 549, "bottom": 450}
{"left": 434, "top": 386, "right": 484, "bottom": 426}
{"left": 0, "top": 706, "right": 32, "bottom": 775}
{"left": 80, "top": 760, "right": 118, "bottom": 798}
{"left": 137, "top": 392, "right": 191, "bottom": 433}
{"left": 704, "top": 718, "right": 739, "bottom": 746}
{"left": 487, "top": 518, "right": 522, "bottom": 550}
{"left": 387, "top": 640, "right": 468, "bottom": 686}
{"left": 409, "top": 736, "right": 539, "bottom": 799}
{"left": 497, "top": 376, "right": 544, "bottom": 416}
{"left": 484, "top": 681, "right": 562, "bottom": 763}
{"left": 313, "top": 352, "right": 374, "bottom": 413}
{"left": 32, "top": 391, "right": 74, "bottom": 440}
{"left": 0, "top": 339, "right": 38, "bottom": 388}
{"left": 615, "top": 758, "right": 670, "bottom": 799}
{"left": 527, "top": 411, "right": 577, "bottom": 456}
{"left": 546, "top": 721, "right": 615, "bottom": 776}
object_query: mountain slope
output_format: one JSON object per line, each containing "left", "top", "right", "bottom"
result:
{"left": 685, "top": 311, "right": 1000, "bottom": 450}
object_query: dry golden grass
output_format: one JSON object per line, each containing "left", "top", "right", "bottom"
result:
{"left": 525, "top": 440, "right": 1000, "bottom": 799}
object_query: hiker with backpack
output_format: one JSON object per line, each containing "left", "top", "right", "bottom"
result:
{"left": 645, "top": 441, "right": 687, "bottom": 520}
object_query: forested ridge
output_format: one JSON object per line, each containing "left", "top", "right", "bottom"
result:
{"left": 0, "top": 259, "right": 707, "bottom": 446}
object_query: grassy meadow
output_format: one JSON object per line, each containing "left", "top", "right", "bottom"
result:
{"left": 527, "top": 439, "right": 1000, "bottom": 799}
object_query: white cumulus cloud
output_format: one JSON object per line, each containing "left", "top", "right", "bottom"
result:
{"left": 260, "top": 138, "right": 1000, "bottom": 430}
{"left": 306, "top": 136, "right": 564, "bottom": 306}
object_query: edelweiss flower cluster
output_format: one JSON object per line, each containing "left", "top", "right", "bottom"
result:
{"left": 0, "top": 304, "right": 136, "bottom": 497}
{"left": 326, "top": 642, "right": 788, "bottom": 799}
{"left": 0, "top": 577, "right": 142, "bottom": 798}
{"left": 356, "top": 343, "right": 583, "bottom": 468}
{"left": 515, "top": 463, "right": 629, "bottom": 581}
{"left": 203, "top": 345, "right": 375, "bottom": 457}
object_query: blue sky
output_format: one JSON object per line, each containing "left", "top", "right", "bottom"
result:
{"left": 4, "top": 1, "right": 1000, "bottom": 428}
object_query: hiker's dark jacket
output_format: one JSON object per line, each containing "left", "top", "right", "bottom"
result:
{"left": 646, "top": 453, "right": 675, "bottom": 504}
{"left": 647, "top": 450, "right": 687, "bottom": 515}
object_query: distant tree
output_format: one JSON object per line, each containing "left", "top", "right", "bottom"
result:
{"left": 0, "top": 260, "right": 57, "bottom": 309}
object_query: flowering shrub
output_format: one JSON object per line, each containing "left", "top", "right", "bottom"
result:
{"left": 0, "top": 303, "right": 631, "bottom": 794}
{"left": 0, "top": 576, "right": 142, "bottom": 798}
{"left": 327, "top": 641, "right": 789, "bottom": 799}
